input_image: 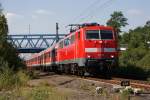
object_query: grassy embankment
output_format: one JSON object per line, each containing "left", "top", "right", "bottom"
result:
{"left": 0, "top": 64, "right": 70, "bottom": 100}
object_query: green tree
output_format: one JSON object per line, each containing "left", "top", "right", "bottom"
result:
{"left": 106, "top": 11, "right": 128, "bottom": 34}
{"left": 0, "top": 3, "right": 25, "bottom": 71}
{"left": 0, "top": 3, "right": 8, "bottom": 45}
{"left": 0, "top": 15, "right": 8, "bottom": 36}
{"left": 145, "top": 20, "right": 150, "bottom": 27}
{"left": 119, "top": 21, "right": 150, "bottom": 78}
{"left": 0, "top": 3, "right": 3, "bottom": 14}
{"left": 120, "top": 32, "right": 130, "bottom": 44}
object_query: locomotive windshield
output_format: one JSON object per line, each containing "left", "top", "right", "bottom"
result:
{"left": 86, "top": 30, "right": 100, "bottom": 39}
{"left": 100, "top": 30, "right": 113, "bottom": 39}
{"left": 86, "top": 30, "right": 113, "bottom": 40}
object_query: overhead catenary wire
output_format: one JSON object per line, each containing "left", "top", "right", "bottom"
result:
{"left": 92, "top": 0, "right": 115, "bottom": 23}
{"left": 66, "top": 0, "right": 102, "bottom": 32}
{"left": 78, "top": 0, "right": 114, "bottom": 23}
{"left": 72, "top": 0, "right": 115, "bottom": 24}
{"left": 65, "top": 0, "right": 116, "bottom": 33}
{"left": 72, "top": 0, "right": 102, "bottom": 24}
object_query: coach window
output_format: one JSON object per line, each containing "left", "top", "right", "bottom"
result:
{"left": 44, "top": 54, "right": 46, "bottom": 59}
{"left": 49, "top": 53, "right": 51, "bottom": 57}
{"left": 47, "top": 52, "right": 50, "bottom": 58}
{"left": 47, "top": 53, "right": 49, "bottom": 58}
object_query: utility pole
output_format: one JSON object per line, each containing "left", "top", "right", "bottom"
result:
{"left": 56, "top": 23, "right": 59, "bottom": 42}
{"left": 29, "top": 24, "right": 31, "bottom": 34}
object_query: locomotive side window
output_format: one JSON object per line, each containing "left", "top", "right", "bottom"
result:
{"left": 64, "top": 38, "right": 70, "bottom": 46}
{"left": 100, "top": 30, "right": 113, "bottom": 39}
{"left": 86, "top": 30, "right": 100, "bottom": 39}
{"left": 78, "top": 32, "right": 80, "bottom": 40}
{"left": 59, "top": 41, "right": 63, "bottom": 48}
{"left": 70, "top": 35, "right": 75, "bottom": 44}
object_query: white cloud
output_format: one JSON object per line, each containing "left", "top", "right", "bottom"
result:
{"left": 35, "top": 9, "right": 53, "bottom": 15}
{"left": 5, "top": 12, "right": 24, "bottom": 20}
{"left": 31, "top": 15, "right": 38, "bottom": 19}
{"left": 31, "top": 9, "right": 54, "bottom": 19}
{"left": 127, "top": 9, "right": 142, "bottom": 16}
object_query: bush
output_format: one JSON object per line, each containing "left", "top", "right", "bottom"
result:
{"left": 119, "top": 23, "right": 150, "bottom": 79}
{"left": 16, "top": 70, "right": 30, "bottom": 87}
{"left": 119, "top": 48, "right": 147, "bottom": 67}
{"left": 118, "top": 47, "right": 150, "bottom": 79}
{"left": 120, "top": 89, "right": 131, "bottom": 100}
{"left": 0, "top": 58, "right": 30, "bottom": 90}
{"left": 0, "top": 60, "right": 16, "bottom": 90}
{"left": 113, "top": 66, "right": 147, "bottom": 79}
{"left": 27, "top": 70, "right": 39, "bottom": 79}
{"left": 137, "top": 52, "right": 150, "bottom": 71}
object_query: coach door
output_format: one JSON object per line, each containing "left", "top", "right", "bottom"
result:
{"left": 51, "top": 49, "right": 56, "bottom": 63}
{"left": 70, "top": 34, "right": 76, "bottom": 61}
{"left": 76, "top": 31, "right": 80, "bottom": 58}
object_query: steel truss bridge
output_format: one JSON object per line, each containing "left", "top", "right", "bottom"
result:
{"left": 7, "top": 34, "right": 66, "bottom": 53}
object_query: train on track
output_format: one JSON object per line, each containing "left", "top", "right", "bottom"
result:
{"left": 26, "top": 23, "right": 119, "bottom": 77}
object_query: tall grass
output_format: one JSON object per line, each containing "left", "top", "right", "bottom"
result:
{"left": 0, "top": 61, "right": 69, "bottom": 100}
{"left": 0, "top": 84, "right": 69, "bottom": 100}
{"left": 0, "top": 61, "right": 30, "bottom": 90}
{"left": 0, "top": 58, "right": 70, "bottom": 100}
{"left": 0, "top": 62, "right": 16, "bottom": 90}
{"left": 27, "top": 86, "right": 68, "bottom": 100}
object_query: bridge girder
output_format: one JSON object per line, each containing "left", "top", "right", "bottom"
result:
{"left": 7, "top": 34, "right": 66, "bottom": 53}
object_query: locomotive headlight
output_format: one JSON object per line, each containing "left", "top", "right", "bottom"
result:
{"left": 87, "top": 55, "right": 91, "bottom": 58}
{"left": 99, "top": 41, "right": 103, "bottom": 44}
{"left": 111, "top": 55, "right": 114, "bottom": 58}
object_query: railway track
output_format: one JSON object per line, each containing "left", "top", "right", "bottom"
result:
{"left": 36, "top": 71, "right": 150, "bottom": 91}
{"left": 61, "top": 73, "right": 150, "bottom": 90}
{"left": 82, "top": 76, "right": 150, "bottom": 91}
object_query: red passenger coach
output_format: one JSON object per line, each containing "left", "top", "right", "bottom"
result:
{"left": 26, "top": 23, "right": 119, "bottom": 77}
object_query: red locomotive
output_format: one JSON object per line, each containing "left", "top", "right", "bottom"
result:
{"left": 26, "top": 23, "right": 118, "bottom": 76}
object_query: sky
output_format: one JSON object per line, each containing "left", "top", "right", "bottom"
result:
{"left": 0, "top": 0, "right": 150, "bottom": 35}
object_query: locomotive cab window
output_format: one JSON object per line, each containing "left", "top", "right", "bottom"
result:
{"left": 86, "top": 30, "right": 100, "bottom": 39}
{"left": 86, "top": 30, "right": 113, "bottom": 40}
{"left": 100, "top": 30, "right": 113, "bottom": 40}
